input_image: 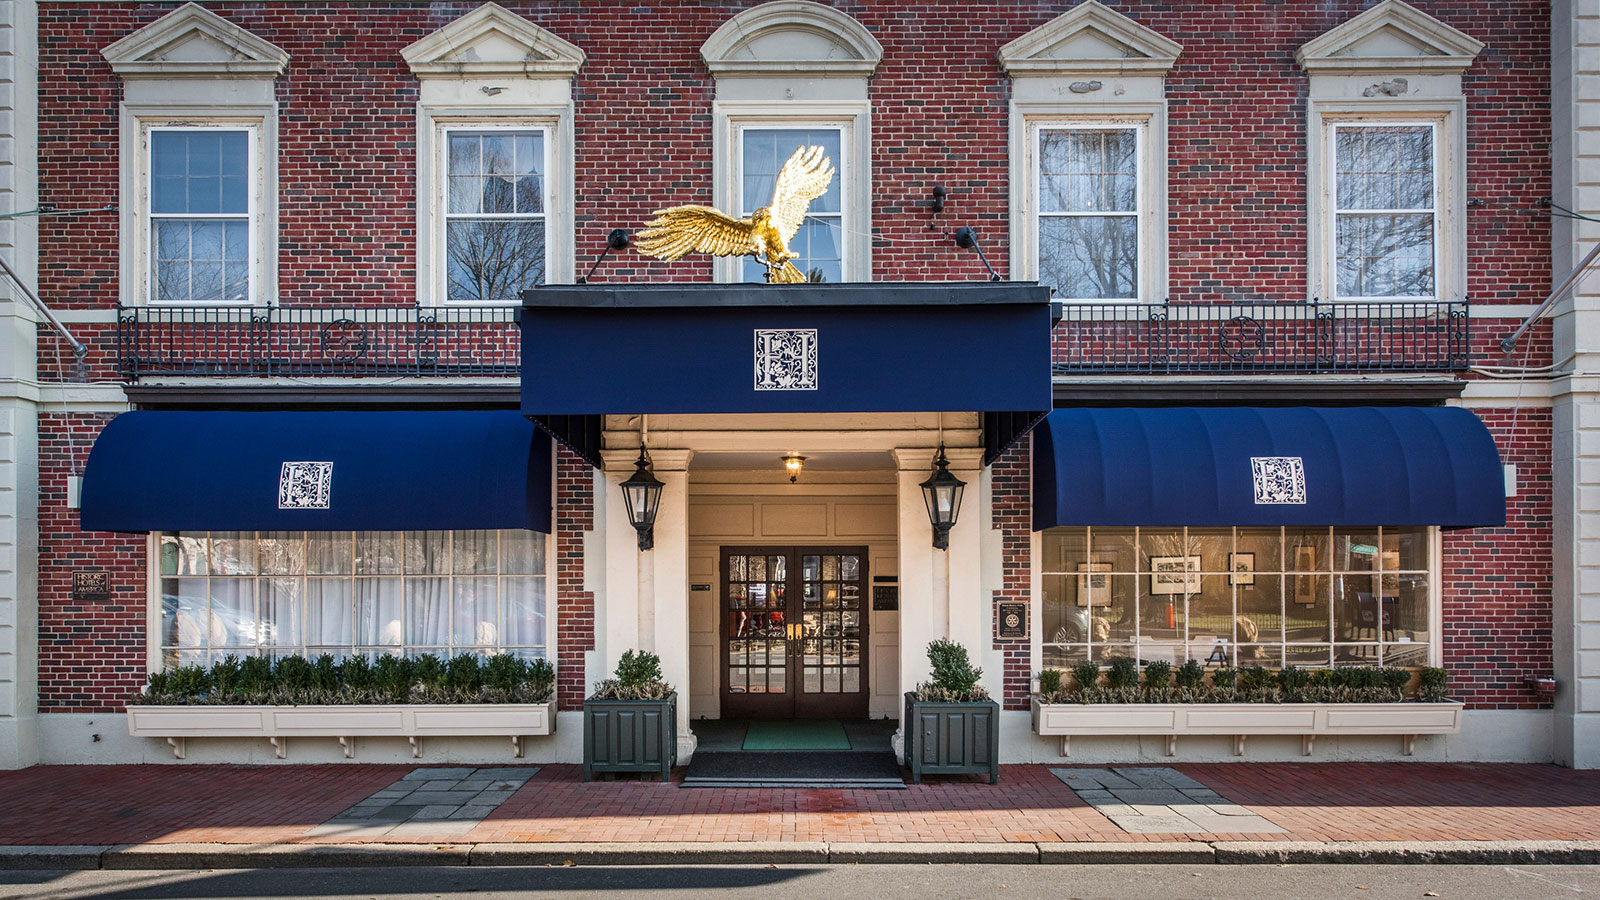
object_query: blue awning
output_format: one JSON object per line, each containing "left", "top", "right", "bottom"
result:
{"left": 81, "top": 410, "right": 552, "bottom": 533}
{"left": 520, "top": 283, "right": 1055, "bottom": 465}
{"left": 1032, "top": 407, "right": 1506, "bottom": 529}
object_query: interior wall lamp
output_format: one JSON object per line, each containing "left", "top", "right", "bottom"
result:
{"left": 919, "top": 443, "right": 966, "bottom": 550}
{"left": 619, "top": 446, "right": 664, "bottom": 551}
{"left": 782, "top": 453, "right": 806, "bottom": 483}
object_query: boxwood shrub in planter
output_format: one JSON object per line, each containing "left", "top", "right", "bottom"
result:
{"left": 903, "top": 639, "right": 999, "bottom": 784}
{"left": 583, "top": 650, "right": 677, "bottom": 782}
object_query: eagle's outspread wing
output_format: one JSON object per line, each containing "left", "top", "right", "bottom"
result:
{"left": 767, "top": 146, "right": 835, "bottom": 244}
{"left": 633, "top": 205, "right": 757, "bottom": 261}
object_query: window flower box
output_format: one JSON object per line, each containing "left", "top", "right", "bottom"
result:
{"left": 127, "top": 700, "right": 557, "bottom": 760}
{"left": 1030, "top": 697, "right": 1463, "bottom": 757}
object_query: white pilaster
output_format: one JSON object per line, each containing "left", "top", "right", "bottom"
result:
{"left": 0, "top": 0, "right": 38, "bottom": 771}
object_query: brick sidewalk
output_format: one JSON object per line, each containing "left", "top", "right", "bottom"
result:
{"left": 0, "top": 763, "right": 1596, "bottom": 847}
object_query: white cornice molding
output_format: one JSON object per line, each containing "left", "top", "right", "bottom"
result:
{"left": 401, "top": 2, "right": 584, "bottom": 80}
{"left": 101, "top": 3, "right": 288, "bottom": 81}
{"left": 998, "top": 0, "right": 1182, "bottom": 78}
{"left": 701, "top": 0, "right": 883, "bottom": 78}
{"left": 1295, "top": 0, "right": 1483, "bottom": 76}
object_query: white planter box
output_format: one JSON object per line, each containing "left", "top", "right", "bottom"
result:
{"left": 127, "top": 701, "right": 558, "bottom": 760}
{"left": 1030, "top": 698, "right": 1463, "bottom": 757}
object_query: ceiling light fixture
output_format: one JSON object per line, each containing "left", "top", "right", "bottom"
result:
{"left": 782, "top": 453, "right": 806, "bottom": 483}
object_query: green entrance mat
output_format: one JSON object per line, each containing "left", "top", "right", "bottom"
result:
{"left": 742, "top": 719, "right": 851, "bottom": 751}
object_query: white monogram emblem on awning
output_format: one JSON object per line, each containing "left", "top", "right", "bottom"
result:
{"left": 279, "top": 461, "right": 333, "bottom": 509}
{"left": 1251, "top": 456, "right": 1306, "bottom": 505}
{"left": 753, "top": 328, "right": 819, "bottom": 391}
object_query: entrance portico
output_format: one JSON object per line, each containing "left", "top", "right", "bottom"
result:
{"left": 523, "top": 282, "right": 1052, "bottom": 763}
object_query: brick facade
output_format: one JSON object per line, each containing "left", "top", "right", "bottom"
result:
{"left": 27, "top": 1, "right": 1557, "bottom": 721}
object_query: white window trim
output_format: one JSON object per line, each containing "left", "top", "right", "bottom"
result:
{"left": 143, "top": 529, "right": 558, "bottom": 673}
{"left": 1030, "top": 119, "right": 1149, "bottom": 303}
{"left": 713, "top": 104, "right": 870, "bottom": 284}
{"left": 1309, "top": 103, "right": 1464, "bottom": 303}
{"left": 1327, "top": 121, "right": 1440, "bottom": 303}
{"left": 122, "top": 109, "right": 277, "bottom": 307}
{"left": 427, "top": 121, "right": 558, "bottom": 305}
{"left": 1012, "top": 107, "right": 1166, "bottom": 303}
{"left": 144, "top": 124, "right": 260, "bottom": 306}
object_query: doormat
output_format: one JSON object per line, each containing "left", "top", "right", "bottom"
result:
{"left": 742, "top": 719, "right": 851, "bottom": 751}
{"left": 682, "top": 750, "right": 905, "bottom": 789}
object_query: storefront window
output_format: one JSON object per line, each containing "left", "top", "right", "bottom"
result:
{"left": 156, "top": 530, "right": 549, "bottom": 668}
{"left": 1041, "top": 526, "right": 1434, "bottom": 668}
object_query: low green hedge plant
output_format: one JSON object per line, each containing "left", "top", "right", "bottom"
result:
{"left": 132, "top": 652, "right": 556, "bottom": 705}
{"left": 590, "top": 649, "right": 674, "bottom": 701}
{"left": 1034, "top": 661, "right": 1451, "bottom": 705}
{"left": 912, "top": 639, "right": 991, "bottom": 702}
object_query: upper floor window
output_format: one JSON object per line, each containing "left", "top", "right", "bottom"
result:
{"left": 444, "top": 128, "right": 548, "bottom": 302}
{"left": 1037, "top": 126, "right": 1140, "bottom": 301}
{"left": 150, "top": 128, "right": 253, "bottom": 304}
{"left": 1332, "top": 124, "right": 1435, "bottom": 300}
{"left": 739, "top": 126, "right": 843, "bottom": 284}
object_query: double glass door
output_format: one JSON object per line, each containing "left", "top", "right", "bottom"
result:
{"left": 720, "top": 546, "right": 869, "bottom": 718}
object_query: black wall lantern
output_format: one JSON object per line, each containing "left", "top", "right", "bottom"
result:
{"left": 920, "top": 443, "right": 966, "bottom": 550}
{"left": 620, "top": 446, "right": 664, "bottom": 551}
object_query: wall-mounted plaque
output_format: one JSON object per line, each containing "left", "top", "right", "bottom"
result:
{"left": 996, "top": 601, "right": 1028, "bottom": 639}
{"left": 872, "top": 585, "right": 898, "bottom": 611}
{"left": 73, "top": 571, "right": 110, "bottom": 603}
{"left": 691, "top": 583, "right": 711, "bottom": 592}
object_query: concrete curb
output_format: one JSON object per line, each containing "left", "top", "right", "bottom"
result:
{"left": 3, "top": 840, "right": 1600, "bottom": 868}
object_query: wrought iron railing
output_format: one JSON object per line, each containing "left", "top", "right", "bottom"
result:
{"left": 116, "top": 305, "right": 520, "bottom": 380}
{"left": 1051, "top": 299, "right": 1470, "bottom": 374}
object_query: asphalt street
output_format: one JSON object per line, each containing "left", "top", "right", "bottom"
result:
{"left": 0, "top": 864, "right": 1592, "bottom": 900}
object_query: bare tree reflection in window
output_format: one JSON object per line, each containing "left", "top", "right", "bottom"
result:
{"left": 445, "top": 130, "right": 546, "bottom": 302}
{"left": 1038, "top": 128, "right": 1138, "bottom": 300}
{"left": 1334, "top": 125, "right": 1435, "bottom": 299}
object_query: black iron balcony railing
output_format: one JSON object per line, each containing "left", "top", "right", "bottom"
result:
{"left": 1051, "top": 299, "right": 1470, "bottom": 375}
{"left": 116, "top": 305, "right": 521, "bottom": 380}
{"left": 114, "top": 298, "right": 1470, "bottom": 382}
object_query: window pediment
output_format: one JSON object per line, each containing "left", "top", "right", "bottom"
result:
{"left": 100, "top": 2, "right": 288, "bottom": 80}
{"left": 998, "top": 0, "right": 1181, "bottom": 78}
{"left": 701, "top": 1, "right": 883, "bottom": 77}
{"left": 1296, "top": 0, "right": 1483, "bottom": 75}
{"left": 402, "top": 2, "right": 584, "bottom": 80}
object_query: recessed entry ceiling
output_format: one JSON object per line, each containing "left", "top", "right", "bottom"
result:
{"left": 689, "top": 451, "right": 895, "bottom": 471}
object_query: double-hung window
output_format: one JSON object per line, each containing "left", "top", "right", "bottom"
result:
{"left": 1332, "top": 124, "right": 1437, "bottom": 300}
{"left": 444, "top": 128, "right": 548, "bottom": 302}
{"left": 1036, "top": 126, "right": 1140, "bottom": 301}
{"left": 738, "top": 126, "right": 844, "bottom": 284}
{"left": 149, "top": 128, "right": 253, "bottom": 304}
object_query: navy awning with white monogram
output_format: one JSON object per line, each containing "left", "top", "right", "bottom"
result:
{"left": 80, "top": 410, "right": 553, "bottom": 533}
{"left": 1032, "top": 406, "right": 1506, "bottom": 529}
{"left": 519, "top": 282, "right": 1055, "bottom": 466}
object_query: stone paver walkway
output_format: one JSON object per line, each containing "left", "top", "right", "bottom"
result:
{"left": 0, "top": 762, "right": 1595, "bottom": 847}
{"left": 306, "top": 767, "right": 539, "bottom": 839}
{"left": 1050, "top": 767, "right": 1285, "bottom": 834}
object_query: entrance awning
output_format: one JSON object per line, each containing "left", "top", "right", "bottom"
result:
{"left": 80, "top": 410, "right": 553, "bottom": 533}
{"left": 1032, "top": 406, "right": 1506, "bottom": 529}
{"left": 519, "top": 283, "right": 1055, "bottom": 465}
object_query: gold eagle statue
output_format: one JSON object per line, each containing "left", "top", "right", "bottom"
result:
{"left": 633, "top": 145, "right": 835, "bottom": 283}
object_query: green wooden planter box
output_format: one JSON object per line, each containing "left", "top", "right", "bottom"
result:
{"left": 583, "top": 694, "right": 677, "bottom": 781}
{"left": 903, "top": 692, "right": 1000, "bottom": 784}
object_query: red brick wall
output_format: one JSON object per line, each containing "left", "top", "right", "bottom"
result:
{"left": 989, "top": 437, "right": 1032, "bottom": 710}
{"left": 31, "top": 1, "right": 1554, "bottom": 716}
{"left": 1443, "top": 408, "right": 1554, "bottom": 710}
{"left": 37, "top": 414, "right": 147, "bottom": 712}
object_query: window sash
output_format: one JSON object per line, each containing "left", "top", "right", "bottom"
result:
{"left": 1039, "top": 525, "right": 1436, "bottom": 668}
{"left": 441, "top": 126, "right": 549, "bottom": 303}
{"left": 737, "top": 125, "right": 846, "bottom": 284}
{"left": 146, "top": 126, "right": 255, "bottom": 305}
{"left": 1330, "top": 123, "right": 1438, "bottom": 301}
{"left": 1035, "top": 125, "right": 1143, "bottom": 302}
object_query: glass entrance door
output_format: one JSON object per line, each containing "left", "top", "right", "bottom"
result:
{"left": 720, "top": 546, "right": 869, "bottom": 719}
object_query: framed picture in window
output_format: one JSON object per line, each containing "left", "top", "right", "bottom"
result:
{"left": 1293, "top": 545, "right": 1319, "bottom": 605}
{"left": 1076, "top": 562, "right": 1111, "bottom": 607}
{"left": 1149, "top": 556, "right": 1201, "bottom": 595}
{"left": 1229, "top": 552, "right": 1255, "bottom": 586}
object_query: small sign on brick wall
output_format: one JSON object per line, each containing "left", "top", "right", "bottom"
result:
{"left": 72, "top": 571, "right": 110, "bottom": 603}
{"left": 996, "top": 601, "right": 1028, "bottom": 639}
